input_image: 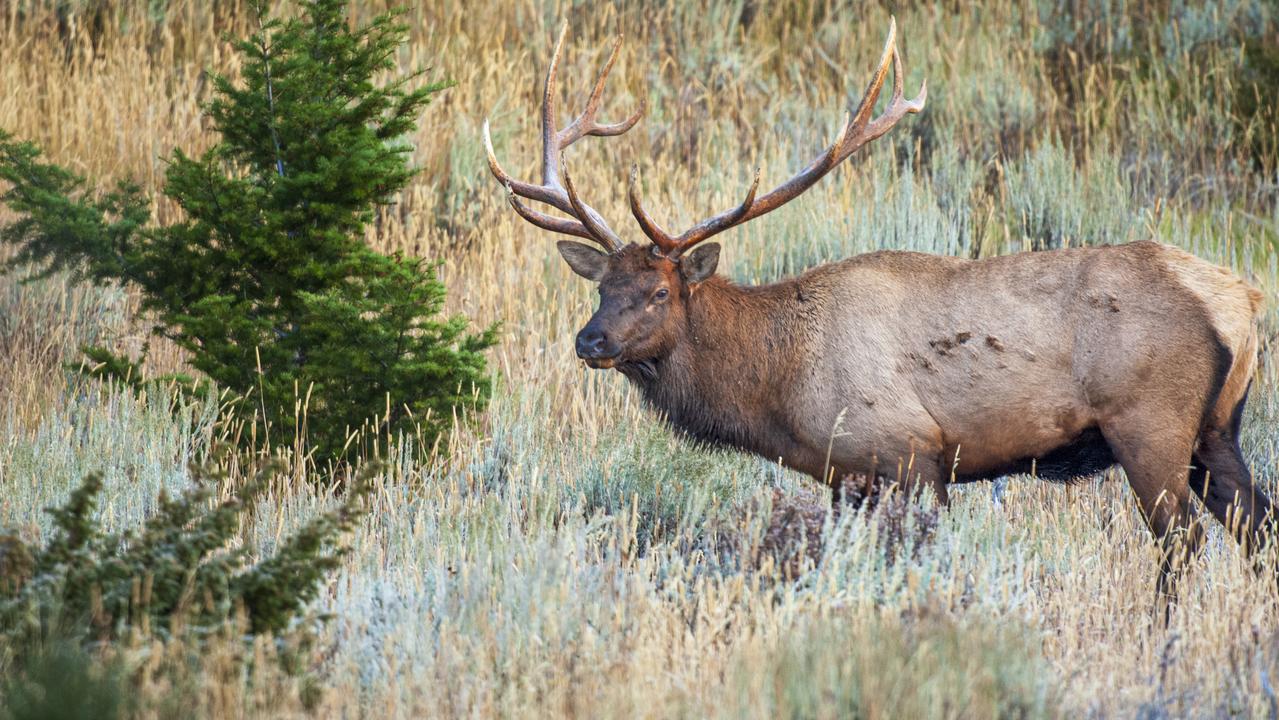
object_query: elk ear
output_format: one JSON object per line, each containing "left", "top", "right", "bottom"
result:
{"left": 680, "top": 243, "right": 720, "bottom": 285}
{"left": 557, "top": 240, "right": 609, "bottom": 281}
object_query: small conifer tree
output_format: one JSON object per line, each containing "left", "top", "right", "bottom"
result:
{"left": 0, "top": 457, "right": 377, "bottom": 714}
{"left": 0, "top": 0, "right": 495, "bottom": 461}
{"left": 0, "top": 459, "right": 375, "bottom": 648}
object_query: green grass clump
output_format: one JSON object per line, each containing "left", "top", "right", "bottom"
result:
{"left": 575, "top": 424, "right": 761, "bottom": 553}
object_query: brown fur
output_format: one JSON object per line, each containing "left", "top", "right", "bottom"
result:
{"left": 569, "top": 239, "right": 1273, "bottom": 596}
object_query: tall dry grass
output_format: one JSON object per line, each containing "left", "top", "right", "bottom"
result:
{"left": 2, "top": 0, "right": 1279, "bottom": 716}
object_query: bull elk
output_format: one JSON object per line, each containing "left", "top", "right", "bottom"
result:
{"left": 483, "top": 20, "right": 1274, "bottom": 593}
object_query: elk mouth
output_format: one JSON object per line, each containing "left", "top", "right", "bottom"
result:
{"left": 583, "top": 356, "right": 618, "bottom": 369}
{"left": 617, "top": 357, "right": 659, "bottom": 383}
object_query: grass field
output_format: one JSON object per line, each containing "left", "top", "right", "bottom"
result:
{"left": 2, "top": 0, "right": 1279, "bottom": 716}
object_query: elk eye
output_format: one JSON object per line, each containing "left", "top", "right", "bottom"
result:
{"left": 653, "top": 288, "right": 669, "bottom": 301}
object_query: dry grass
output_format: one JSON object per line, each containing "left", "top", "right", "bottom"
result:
{"left": 3, "top": 0, "right": 1279, "bottom": 717}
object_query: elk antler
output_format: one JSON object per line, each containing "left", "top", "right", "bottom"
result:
{"left": 629, "top": 17, "right": 926, "bottom": 258}
{"left": 483, "top": 23, "right": 644, "bottom": 253}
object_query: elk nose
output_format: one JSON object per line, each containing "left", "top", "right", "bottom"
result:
{"left": 576, "top": 328, "right": 612, "bottom": 359}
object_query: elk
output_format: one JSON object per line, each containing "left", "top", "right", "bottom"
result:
{"left": 483, "top": 21, "right": 1274, "bottom": 592}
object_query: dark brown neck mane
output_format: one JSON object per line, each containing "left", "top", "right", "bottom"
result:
{"left": 617, "top": 274, "right": 809, "bottom": 455}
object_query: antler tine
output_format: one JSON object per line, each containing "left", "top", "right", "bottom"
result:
{"left": 505, "top": 185, "right": 597, "bottom": 241}
{"left": 541, "top": 23, "right": 569, "bottom": 185}
{"left": 484, "top": 119, "right": 567, "bottom": 211}
{"left": 560, "top": 35, "right": 646, "bottom": 144}
{"left": 891, "top": 36, "right": 904, "bottom": 100}
{"left": 564, "top": 155, "right": 623, "bottom": 249}
{"left": 628, "top": 166, "right": 678, "bottom": 253}
{"left": 846, "top": 17, "right": 896, "bottom": 137}
{"left": 663, "top": 169, "right": 761, "bottom": 253}
{"left": 486, "top": 23, "right": 643, "bottom": 253}
{"left": 863, "top": 47, "right": 927, "bottom": 141}
{"left": 635, "top": 18, "right": 925, "bottom": 259}
{"left": 588, "top": 99, "right": 646, "bottom": 137}
{"left": 579, "top": 35, "right": 621, "bottom": 125}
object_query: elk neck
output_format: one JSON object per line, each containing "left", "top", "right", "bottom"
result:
{"left": 618, "top": 273, "right": 810, "bottom": 453}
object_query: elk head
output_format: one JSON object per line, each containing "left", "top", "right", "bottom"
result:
{"left": 484, "top": 20, "right": 925, "bottom": 370}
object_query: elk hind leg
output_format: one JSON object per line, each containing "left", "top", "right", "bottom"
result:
{"left": 1191, "top": 427, "right": 1276, "bottom": 556}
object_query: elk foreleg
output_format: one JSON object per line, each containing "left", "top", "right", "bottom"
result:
{"left": 893, "top": 451, "right": 949, "bottom": 507}
{"left": 1101, "top": 415, "right": 1205, "bottom": 613}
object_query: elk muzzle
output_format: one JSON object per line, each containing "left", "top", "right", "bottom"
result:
{"left": 576, "top": 322, "right": 622, "bottom": 368}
